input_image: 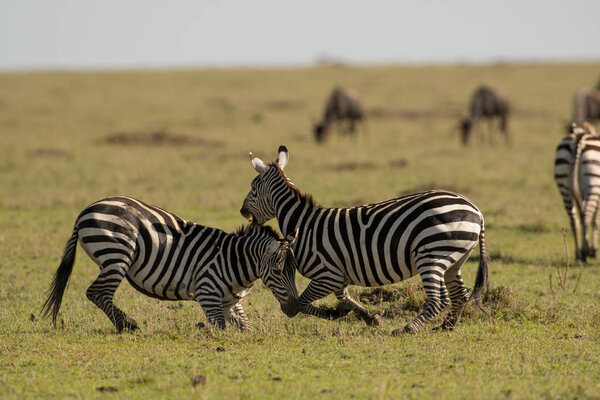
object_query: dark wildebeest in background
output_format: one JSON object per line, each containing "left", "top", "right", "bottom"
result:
{"left": 459, "top": 85, "right": 511, "bottom": 145}
{"left": 313, "top": 87, "right": 365, "bottom": 143}
{"left": 572, "top": 87, "right": 600, "bottom": 125}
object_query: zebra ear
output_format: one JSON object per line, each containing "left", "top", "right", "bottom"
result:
{"left": 276, "top": 145, "right": 289, "bottom": 170}
{"left": 285, "top": 227, "right": 299, "bottom": 245}
{"left": 250, "top": 152, "right": 267, "bottom": 173}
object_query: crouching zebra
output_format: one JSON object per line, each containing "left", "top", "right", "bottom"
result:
{"left": 554, "top": 122, "right": 600, "bottom": 261}
{"left": 240, "top": 146, "right": 489, "bottom": 335}
{"left": 41, "top": 196, "right": 299, "bottom": 332}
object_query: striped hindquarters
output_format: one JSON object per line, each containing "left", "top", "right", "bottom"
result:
{"left": 554, "top": 130, "right": 600, "bottom": 211}
{"left": 554, "top": 134, "right": 577, "bottom": 209}
{"left": 76, "top": 196, "right": 215, "bottom": 300}
{"left": 578, "top": 135, "right": 600, "bottom": 201}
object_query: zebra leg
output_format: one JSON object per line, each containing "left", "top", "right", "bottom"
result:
{"left": 196, "top": 293, "right": 226, "bottom": 330}
{"left": 439, "top": 252, "right": 472, "bottom": 330}
{"left": 582, "top": 196, "right": 600, "bottom": 260}
{"left": 334, "top": 287, "right": 381, "bottom": 326}
{"left": 86, "top": 263, "right": 139, "bottom": 333}
{"left": 566, "top": 205, "right": 583, "bottom": 261}
{"left": 592, "top": 205, "right": 600, "bottom": 259}
{"left": 393, "top": 263, "right": 448, "bottom": 335}
{"left": 226, "top": 302, "right": 252, "bottom": 331}
{"left": 298, "top": 279, "right": 347, "bottom": 321}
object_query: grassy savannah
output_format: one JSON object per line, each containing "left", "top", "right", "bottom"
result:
{"left": 1, "top": 62, "right": 600, "bottom": 399}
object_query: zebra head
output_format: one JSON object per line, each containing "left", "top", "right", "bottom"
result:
{"left": 259, "top": 229, "right": 299, "bottom": 317}
{"left": 240, "top": 145, "right": 290, "bottom": 225}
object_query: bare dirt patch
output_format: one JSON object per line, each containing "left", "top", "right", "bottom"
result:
{"left": 29, "top": 148, "right": 72, "bottom": 159}
{"left": 367, "top": 107, "right": 456, "bottom": 120}
{"left": 204, "top": 96, "right": 235, "bottom": 112}
{"left": 263, "top": 99, "right": 305, "bottom": 110}
{"left": 104, "top": 130, "right": 222, "bottom": 147}
{"left": 327, "top": 161, "right": 377, "bottom": 171}
{"left": 514, "top": 109, "right": 557, "bottom": 120}
{"left": 96, "top": 386, "right": 118, "bottom": 393}
{"left": 516, "top": 221, "right": 553, "bottom": 233}
{"left": 388, "top": 158, "right": 408, "bottom": 168}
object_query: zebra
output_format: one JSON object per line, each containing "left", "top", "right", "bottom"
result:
{"left": 240, "top": 146, "right": 489, "bottom": 335}
{"left": 554, "top": 122, "right": 600, "bottom": 261}
{"left": 41, "top": 196, "right": 299, "bottom": 332}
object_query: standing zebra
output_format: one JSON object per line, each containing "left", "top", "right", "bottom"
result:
{"left": 240, "top": 146, "right": 489, "bottom": 335}
{"left": 41, "top": 196, "right": 299, "bottom": 332}
{"left": 554, "top": 122, "right": 600, "bottom": 261}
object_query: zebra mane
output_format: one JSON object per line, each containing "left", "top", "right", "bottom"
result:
{"left": 268, "top": 162, "right": 320, "bottom": 208}
{"left": 233, "top": 224, "right": 281, "bottom": 240}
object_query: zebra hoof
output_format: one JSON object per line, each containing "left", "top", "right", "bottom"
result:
{"left": 434, "top": 320, "right": 455, "bottom": 332}
{"left": 116, "top": 317, "right": 139, "bottom": 333}
{"left": 365, "top": 313, "right": 382, "bottom": 327}
{"left": 335, "top": 303, "right": 354, "bottom": 318}
{"left": 392, "top": 325, "right": 418, "bottom": 336}
{"left": 124, "top": 317, "right": 139, "bottom": 331}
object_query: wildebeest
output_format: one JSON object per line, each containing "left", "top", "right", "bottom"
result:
{"left": 459, "top": 85, "right": 511, "bottom": 145}
{"left": 313, "top": 87, "right": 365, "bottom": 143}
{"left": 572, "top": 88, "right": 600, "bottom": 125}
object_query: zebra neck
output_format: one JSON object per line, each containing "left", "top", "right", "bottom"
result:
{"left": 271, "top": 175, "right": 317, "bottom": 238}
{"left": 225, "top": 234, "right": 263, "bottom": 284}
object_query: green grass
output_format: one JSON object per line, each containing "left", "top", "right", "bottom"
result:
{"left": 1, "top": 63, "right": 600, "bottom": 399}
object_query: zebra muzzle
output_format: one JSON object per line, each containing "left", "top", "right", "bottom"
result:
{"left": 280, "top": 296, "right": 299, "bottom": 317}
{"left": 240, "top": 205, "right": 253, "bottom": 222}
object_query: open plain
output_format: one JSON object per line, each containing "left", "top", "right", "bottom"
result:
{"left": 1, "top": 63, "right": 599, "bottom": 399}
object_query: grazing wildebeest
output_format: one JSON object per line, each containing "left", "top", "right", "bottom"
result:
{"left": 572, "top": 88, "right": 600, "bottom": 125}
{"left": 459, "top": 85, "right": 511, "bottom": 145}
{"left": 313, "top": 87, "right": 365, "bottom": 143}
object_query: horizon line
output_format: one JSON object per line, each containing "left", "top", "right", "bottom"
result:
{"left": 1, "top": 56, "right": 599, "bottom": 74}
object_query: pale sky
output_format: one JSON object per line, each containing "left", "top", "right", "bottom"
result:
{"left": 1, "top": 0, "right": 599, "bottom": 70}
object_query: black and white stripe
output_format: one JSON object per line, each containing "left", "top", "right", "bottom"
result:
{"left": 554, "top": 122, "right": 600, "bottom": 261}
{"left": 42, "top": 196, "right": 299, "bottom": 332}
{"left": 241, "top": 146, "right": 489, "bottom": 335}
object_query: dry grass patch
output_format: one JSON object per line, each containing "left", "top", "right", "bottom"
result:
{"left": 104, "top": 129, "right": 223, "bottom": 147}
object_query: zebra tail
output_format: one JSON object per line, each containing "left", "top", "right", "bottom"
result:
{"left": 40, "top": 225, "right": 79, "bottom": 326}
{"left": 469, "top": 219, "right": 490, "bottom": 307}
